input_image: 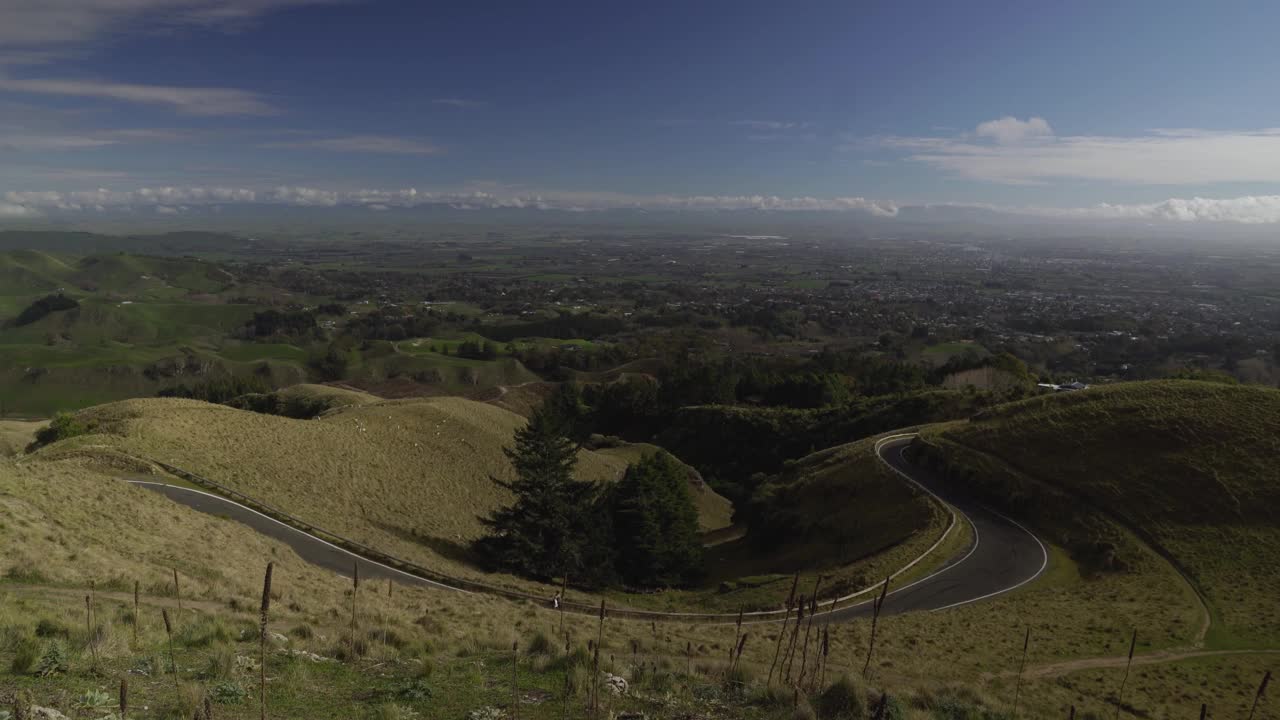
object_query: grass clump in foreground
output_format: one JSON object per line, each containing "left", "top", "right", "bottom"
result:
{"left": 913, "top": 380, "right": 1280, "bottom": 647}
{"left": 0, "top": 576, "right": 993, "bottom": 720}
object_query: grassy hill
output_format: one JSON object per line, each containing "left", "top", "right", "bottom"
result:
{"left": 2, "top": 388, "right": 1271, "bottom": 718}
{"left": 0, "top": 251, "right": 310, "bottom": 416}
{"left": 745, "top": 436, "right": 941, "bottom": 576}
{"left": 0, "top": 420, "right": 42, "bottom": 457}
{"left": 276, "top": 383, "right": 382, "bottom": 411}
{"left": 0, "top": 452, "right": 1002, "bottom": 720}
{"left": 32, "top": 395, "right": 958, "bottom": 613}
{"left": 642, "top": 433, "right": 953, "bottom": 613}
{"left": 915, "top": 380, "right": 1280, "bottom": 647}
{"left": 38, "top": 397, "right": 734, "bottom": 590}
{"left": 0, "top": 250, "right": 234, "bottom": 303}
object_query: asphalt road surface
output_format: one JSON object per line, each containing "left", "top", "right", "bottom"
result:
{"left": 129, "top": 480, "right": 470, "bottom": 594}
{"left": 130, "top": 434, "right": 1047, "bottom": 622}
{"left": 815, "top": 435, "right": 1048, "bottom": 623}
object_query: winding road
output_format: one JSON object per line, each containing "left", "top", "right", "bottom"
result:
{"left": 129, "top": 434, "right": 1048, "bottom": 623}
{"left": 817, "top": 435, "right": 1048, "bottom": 622}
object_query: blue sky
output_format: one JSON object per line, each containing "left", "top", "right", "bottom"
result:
{"left": 3, "top": 0, "right": 1280, "bottom": 222}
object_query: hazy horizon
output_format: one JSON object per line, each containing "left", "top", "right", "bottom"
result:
{"left": 3, "top": 1, "right": 1280, "bottom": 227}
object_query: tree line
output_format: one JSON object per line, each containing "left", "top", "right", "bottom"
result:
{"left": 11, "top": 294, "right": 79, "bottom": 327}
{"left": 473, "top": 387, "right": 703, "bottom": 589}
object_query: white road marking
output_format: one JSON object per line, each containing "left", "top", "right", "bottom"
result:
{"left": 929, "top": 506, "right": 1049, "bottom": 612}
{"left": 131, "top": 431, "right": 1049, "bottom": 622}
{"left": 128, "top": 480, "right": 470, "bottom": 594}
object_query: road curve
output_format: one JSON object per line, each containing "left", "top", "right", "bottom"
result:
{"left": 129, "top": 481, "right": 469, "bottom": 594}
{"left": 129, "top": 434, "right": 1048, "bottom": 622}
{"left": 812, "top": 436, "right": 1049, "bottom": 623}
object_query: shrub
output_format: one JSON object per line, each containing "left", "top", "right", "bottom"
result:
{"left": 749, "top": 684, "right": 791, "bottom": 708}
{"left": 34, "top": 618, "right": 69, "bottom": 638}
{"left": 566, "top": 663, "right": 590, "bottom": 697}
{"left": 10, "top": 636, "right": 40, "bottom": 674}
{"left": 525, "top": 630, "right": 554, "bottom": 657}
{"left": 27, "top": 412, "right": 93, "bottom": 451}
{"left": 203, "top": 644, "right": 235, "bottom": 680}
{"left": 34, "top": 639, "right": 69, "bottom": 676}
{"left": 723, "top": 664, "right": 755, "bottom": 693}
{"left": 174, "top": 681, "right": 207, "bottom": 718}
{"left": 335, "top": 636, "right": 369, "bottom": 661}
{"left": 368, "top": 626, "right": 408, "bottom": 650}
{"left": 73, "top": 689, "right": 114, "bottom": 714}
{"left": 209, "top": 681, "right": 248, "bottom": 705}
{"left": 397, "top": 678, "right": 434, "bottom": 701}
{"left": 817, "top": 675, "right": 868, "bottom": 720}
{"left": 177, "top": 617, "right": 233, "bottom": 648}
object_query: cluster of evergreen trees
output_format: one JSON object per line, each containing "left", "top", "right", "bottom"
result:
{"left": 241, "top": 309, "right": 318, "bottom": 339}
{"left": 455, "top": 338, "right": 500, "bottom": 360}
{"left": 158, "top": 375, "right": 273, "bottom": 403}
{"left": 12, "top": 293, "right": 79, "bottom": 327}
{"left": 473, "top": 392, "right": 703, "bottom": 589}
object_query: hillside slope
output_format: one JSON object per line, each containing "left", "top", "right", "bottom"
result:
{"left": 40, "top": 396, "right": 731, "bottom": 590}
{"left": 0, "top": 455, "right": 350, "bottom": 610}
{"left": 682, "top": 433, "right": 950, "bottom": 610}
{"left": 0, "top": 251, "right": 306, "bottom": 416}
{"left": 0, "top": 420, "right": 42, "bottom": 457}
{"left": 916, "top": 380, "right": 1280, "bottom": 646}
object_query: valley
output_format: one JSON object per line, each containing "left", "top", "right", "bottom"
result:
{"left": 0, "top": 230, "right": 1276, "bottom": 720}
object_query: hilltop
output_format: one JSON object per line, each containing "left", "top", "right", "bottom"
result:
{"left": 915, "top": 380, "right": 1280, "bottom": 646}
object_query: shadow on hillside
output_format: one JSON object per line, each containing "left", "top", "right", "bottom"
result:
{"left": 368, "top": 520, "right": 478, "bottom": 567}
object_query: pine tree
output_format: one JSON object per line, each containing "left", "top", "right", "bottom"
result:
{"left": 606, "top": 451, "right": 704, "bottom": 587}
{"left": 541, "top": 383, "right": 589, "bottom": 445}
{"left": 474, "top": 408, "right": 598, "bottom": 580}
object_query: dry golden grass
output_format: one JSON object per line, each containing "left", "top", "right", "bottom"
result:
{"left": 484, "top": 380, "right": 559, "bottom": 417}
{"left": 43, "top": 397, "right": 943, "bottom": 612}
{"left": 0, "top": 420, "right": 42, "bottom": 457}
{"left": 0, "top": 455, "right": 352, "bottom": 611}
{"left": 44, "top": 396, "right": 632, "bottom": 588}
{"left": 277, "top": 383, "right": 381, "bottom": 410}
{"left": 0, "top": 447, "right": 1250, "bottom": 720}
{"left": 924, "top": 381, "right": 1280, "bottom": 647}
{"left": 1016, "top": 650, "right": 1278, "bottom": 719}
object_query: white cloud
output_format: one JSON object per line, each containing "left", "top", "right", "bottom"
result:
{"left": 1033, "top": 195, "right": 1280, "bottom": 225}
{"left": 0, "top": 185, "right": 899, "bottom": 215}
{"left": 0, "top": 75, "right": 276, "bottom": 115}
{"left": 0, "top": 0, "right": 342, "bottom": 50}
{"left": 0, "top": 201, "right": 40, "bottom": 217}
{"left": 261, "top": 135, "right": 441, "bottom": 155}
{"left": 0, "top": 126, "right": 198, "bottom": 152}
{"left": 974, "top": 116, "right": 1052, "bottom": 145}
{"left": 879, "top": 123, "right": 1280, "bottom": 185}
{"left": 5, "top": 185, "right": 1280, "bottom": 225}
{"left": 4, "top": 186, "right": 258, "bottom": 210}
{"left": 0, "top": 133, "right": 118, "bottom": 151}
